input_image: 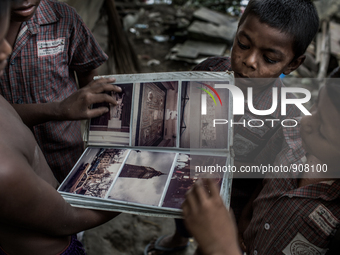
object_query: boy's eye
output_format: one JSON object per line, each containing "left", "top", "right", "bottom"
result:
{"left": 263, "top": 55, "right": 278, "bottom": 64}
{"left": 237, "top": 39, "right": 249, "bottom": 50}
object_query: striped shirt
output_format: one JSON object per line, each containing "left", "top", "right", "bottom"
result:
{"left": 0, "top": 0, "right": 108, "bottom": 182}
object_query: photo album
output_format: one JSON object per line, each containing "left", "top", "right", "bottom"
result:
{"left": 58, "top": 71, "right": 234, "bottom": 218}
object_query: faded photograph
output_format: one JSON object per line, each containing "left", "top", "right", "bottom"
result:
{"left": 133, "top": 81, "right": 178, "bottom": 147}
{"left": 59, "top": 148, "right": 129, "bottom": 198}
{"left": 180, "top": 81, "right": 230, "bottom": 149}
{"left": 162, "top": 154, "right": 226, "bottom": 209}
{"left": 108, "top": 150, "right": 176, "bottom": 206}
{"left": 89, "top": 83, "right": 133, "bottom": 146}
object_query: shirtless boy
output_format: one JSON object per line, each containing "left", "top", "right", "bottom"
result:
{"left": 0, "top": 1, "right": 119, "bottom": 254}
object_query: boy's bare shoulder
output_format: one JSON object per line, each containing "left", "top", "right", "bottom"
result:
{"left": 0, "top": 142, "right": 31, "bottom": 187}
{"left": 0, "top": 97, "right": 38, "bottom": 184}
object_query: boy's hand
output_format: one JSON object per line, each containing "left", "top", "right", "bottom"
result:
{"left": 182, "top": 179, "right": 242, "bottom": 255}
{"left": 58, "top": 77, "right": 121, "bottom": 120}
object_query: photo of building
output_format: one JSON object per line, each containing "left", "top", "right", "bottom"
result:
{"left": 162, "top": 153, "right": 225, "bottom": 209}
{"left": 59, "top": 148, "right": 129, "bottom": 198}
{"left": 89, "top": 83, "right": 133, "bottom": 146}
{"left": 180, "top": 81, "right": 230, "bottom": 149}
{"left": 133, "top": 81, "right": 178, "bottom": 147}
{"left": 108, "top": 150, "right": 176, "bottom": 206}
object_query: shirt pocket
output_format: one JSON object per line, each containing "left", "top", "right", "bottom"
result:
{"left": 36, "top": 47, "right": 71, "bottom": 103}
{"left": 273, "top": 215, "right": 333, "bottom": 254}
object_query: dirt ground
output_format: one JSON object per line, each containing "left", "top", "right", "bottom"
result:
{"left": 83, "top": 214, "right": 197, "bottom": 255}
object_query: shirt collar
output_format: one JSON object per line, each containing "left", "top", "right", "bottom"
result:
{"left": 26, "top": 0, "right": 60, "bottom": 34}
{"left": 286, "top": 179, "right": 340, "bottom": 201}
{"left": 282, "top": 117, "right": 306, "bottom": 163}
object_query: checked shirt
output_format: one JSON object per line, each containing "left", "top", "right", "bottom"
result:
{"left": 244, "top": 177, "right": 340, "bottom": 255}
{"left": 193, "top": 56, "right": 302, "bottom": 220}
{"left": 244, "top": 122, "right": 340, "bottom": 254}
{"left": 0, "top": 0, "right": 108, "bottom": 182}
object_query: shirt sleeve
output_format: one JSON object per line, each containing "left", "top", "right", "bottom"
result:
{"left": 67, "top": 9, "right": 108, "bottom": 72}
{"left": 192, "top": 56, "right": 232, "bottom": 71}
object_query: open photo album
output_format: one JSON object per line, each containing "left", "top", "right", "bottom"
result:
{"left": 58, "top": 71, "right": 234, "bottom": 218}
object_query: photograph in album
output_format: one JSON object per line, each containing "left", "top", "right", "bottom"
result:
{"left": 58, "top": 148, "right": 129, "bottom": 198}
{"left": 180, "top": 80, "right": 230, "bottom": 149}
{"left": 89, "top": 83, "right": 133, "bottom": 146}
{"left": 108, "top": 150, "right": 176, "bottom": 206}
{"left": 132, "top": 81, "right": 179, "bottom": 148}
{"left": 162, "top": 153, "right": 226, "bottom": 209}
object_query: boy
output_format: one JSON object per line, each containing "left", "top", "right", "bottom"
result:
{"left": 0, "top": 0, "right": 121, "bottom": 183}
{"left": 183, "top": 72, "right": 340, "bottom": 254}
{"left": 145, "top": 0, "right": 319, "bottom": 254}
{"left": 0, "top": 1, "right": 120, "bottom": 254}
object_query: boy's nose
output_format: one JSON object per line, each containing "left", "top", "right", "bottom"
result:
{"left": 243, "top": 51, "right": 257, "bottom": 70}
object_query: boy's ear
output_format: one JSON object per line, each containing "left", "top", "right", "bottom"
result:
{"left": 282, "top": 55, "right": 306, "bottom": 75}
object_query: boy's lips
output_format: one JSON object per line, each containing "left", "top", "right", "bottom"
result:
{"left": 12, "top": 5, "right": 36, "bottom": 17}
{"left": 235, "top": 72, "right": 249, "bottom": 79}
{"left": 234, "top": 72, "right": 256, "bottom": 86}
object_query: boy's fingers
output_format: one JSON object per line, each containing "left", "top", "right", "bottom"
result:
{"left": 91, "top": 94, "right": 117, "bottom": 106}
{"left": 87, "top": 107, "right": 110, "bottom": 119}
{"left": 192, "top": 179, "right": 209, "bottom": 202}
{"left": 181, "top": 199, "right": 190, "bottom": 216}
{"left": 205, "top": 178, "right": 220, "bottom": 197}
{"left": 92, "top": 77, "right": 116, "bottom": 84}
{"left": 95, "top": 84, "right": 122, "bottom": 94}
{"left": 184, "top": 189, "right": 199, "bottom": 214}
{"left": 185, "top": 181, "right": 206, "bottom": 213}
{"left": 229, "top": 208, "right": 236, "bottom": 222}
{"left": 89, "top": 79, "right": 121, "bottom": 93}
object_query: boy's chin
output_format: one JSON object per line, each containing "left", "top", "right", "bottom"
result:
{"left": 235, "top": 77, "right": 275, "bottom": 92}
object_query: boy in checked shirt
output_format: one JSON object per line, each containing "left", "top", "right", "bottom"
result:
{"left": 1, "top": 0, "right": 122, "bottom": 183}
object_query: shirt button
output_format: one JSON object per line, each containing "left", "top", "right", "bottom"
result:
{"left": 16, "top": 98, "right": 23, "bottom": 104}
{"left": 264, "top": 223, "right": 270, "bottom": 230}
{"left": 254, "top": 250, "right": 258, "bottom": 255}
{"left": 11, "top": 61, "right": 15, "bottom": 65}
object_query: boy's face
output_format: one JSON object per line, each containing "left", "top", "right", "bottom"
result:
{"left": 11, "top": 0, "right": 41, "bottom": 22}
{"left": 300, "top": 87, "right": 340, "bottom": 170}
{"left": 231, "top": 14, "right": 304, "bottom": 91}
{"left": 0, "top": 13, "right": 11, "bottom": 76}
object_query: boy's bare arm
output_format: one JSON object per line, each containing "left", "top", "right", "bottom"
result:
{"left": 11, "top": 77, "right": 121, "bottom": 127}
{"left": 182, "top": 179, "right": 242, "bottom": 255}
{"left": 0, "top": 145, "right": 119, "bottom": 236}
